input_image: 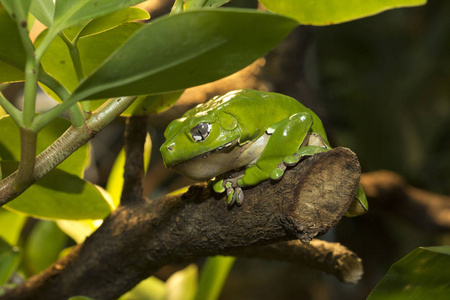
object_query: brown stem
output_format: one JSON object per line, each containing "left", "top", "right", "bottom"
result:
{"left": 1, "top": 148, "right": 361, "bottom": 300}
{"left": 226, "top": 239, "right": 363, "bottom": 284}
{"left": 122, "top": 116, "right": 148, "bottom": 205}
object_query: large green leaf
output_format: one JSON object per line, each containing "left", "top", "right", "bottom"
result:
{"left": 30, "top": 0, "right": 55, "bottom": 27}
{"left": 37, "top": 23, "right": 143, "bottom": 96}
{"left": 50, "top": 0, "right": 144, "bottom": 35}
{"left": 0, "top": 209, "right": 26, "bottom": 246}
{"left": 368, "top": 246, "right": 450, "bottom": 300}
{"left": 0, "top": 5, "right": 25, "bottom": 83}
{"left": 70, "top": 9, "right": 298, "bottom": 100}
{"left": 2, "top": 162, "right": 113, "bottom": 220}
{"left": 259, "top": 0, "right": 427, "bottom": 25}
{"left": 24, "top": 220, "right": 67, "bottom": 275}
{"left": 0, "top": 116, "right": 88, "bottom": 177}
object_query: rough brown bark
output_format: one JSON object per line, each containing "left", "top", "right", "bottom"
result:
{"left": 1, "top": 148, "right": 361, "bottom": 300}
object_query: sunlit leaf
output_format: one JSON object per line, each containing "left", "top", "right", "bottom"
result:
{"left": 204, "top": 0, "right": 231, "bottom": 8}
{"left": 259, "top": 0, "right": 427, "bottom": 25}
{"left": 37, "top": 23, "right": 143, "bottom": 98}
{"left": 24, "top": 220, "right": 67, "bottom": 275}
{"left": 56, "top": 219, "right": 102, "bottom": 244}
{"left": 368, "top": 246, "right": 450, "bottom": 300}
{"left": 30, "top": 0, "right": 55, "bottom": 27}
{"left": 166, "top": 264, "right": 198, "bottom": 300}
{"left": 50, "top": 0, "right": 144, "bottom": 34}
{"left": 106, "top": 134, "right": 151, "bottom": 207}
{"left": 70, "top": 9, "right": 297, "bottom": 100}
{"left": 78, "top": 7, "right": 149, "bottom": 39}
{"left": 121, "top": 277, "right": 167, "bottom": 300}
{"left": 0, "top": 208, "right": 26, "bottom": 246}
{"left": 0, "top": 116, "right": 88, "bottom": 176}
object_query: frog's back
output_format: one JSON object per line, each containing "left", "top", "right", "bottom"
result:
{"left": 205, "top": 89, "right": 328, "bottom": 144}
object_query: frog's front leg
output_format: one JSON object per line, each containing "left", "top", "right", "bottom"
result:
{"left": 239, "top": 112, "right": 314, "bottom": 187}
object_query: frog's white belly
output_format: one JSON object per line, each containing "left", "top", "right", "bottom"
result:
{"left": 171, "top": 134, "right": 271, "bottom": 181}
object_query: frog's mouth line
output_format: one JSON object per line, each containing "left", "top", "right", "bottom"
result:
{"left": 170, "top": 138, "right": 239, "bottom": 168}
{"left": 194, "top": 138, "right": 239, "bottom": 159}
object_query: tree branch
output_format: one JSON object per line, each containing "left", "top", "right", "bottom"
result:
{"left": 361, "top": 170, "right": 450, "bottom": 232}
{"left": 225, "top": 239, "right": 363, "bottom": 284}
{"left": 1, "top": 148, "right": 361, "bottom": 300}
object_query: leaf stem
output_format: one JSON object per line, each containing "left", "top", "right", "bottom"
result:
{"left": 59, "top": 32, "right": 91, "bottom": 113}
{"left": 38, "top": 71, "right": 86, "bottom": 128}
{"left": 0, "top": 92, "right": 23, "bottom": 126}
{"left": 13, "top": 128, "right": 37, "bottom": 192}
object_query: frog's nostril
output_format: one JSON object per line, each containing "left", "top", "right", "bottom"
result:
{"left": 167, "top": 145, "right": 174, "bottom": 151}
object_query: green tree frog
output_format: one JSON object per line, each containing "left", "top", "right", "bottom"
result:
{"left": 160, "top": 89, "right": 368, "bottom": 216}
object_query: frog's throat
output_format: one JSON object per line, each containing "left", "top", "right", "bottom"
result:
{"left": 169, "top": 135, "right": 270, "bottom": 181}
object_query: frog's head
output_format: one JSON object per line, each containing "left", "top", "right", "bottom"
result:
{"left": 160, "top": 106, "right": 241, "bottom": 180}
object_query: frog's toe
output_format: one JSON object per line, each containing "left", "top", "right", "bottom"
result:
{"left": 235, "top": 187, "right": 244, "bottom": 206}
{"left": 226, "top": 187, "right": 236, "bottom": 206}
{"left": 213, "top": 179, "right": 225, "bottom": 193}
{"left": 283, "top": 154, "right": 299, "bottom": 166}
{"left": 270, "top": 167, "right": 285, "bottom": 181}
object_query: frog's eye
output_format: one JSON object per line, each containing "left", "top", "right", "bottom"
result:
{"left": 190, "top": 123, "right": 212, "bottom": 142}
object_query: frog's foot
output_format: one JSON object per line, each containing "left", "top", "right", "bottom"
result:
{"left": 213, "top": 177, "right": 245, "bottom": 206}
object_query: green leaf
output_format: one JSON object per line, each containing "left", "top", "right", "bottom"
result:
{"left": 2, "top": 162, "right": 114, "bottom": 220}
{"left": 195, "top": 256, "right": 235, "bottom": 300}
{"left": 0, "top": 116, "right": 88, "bottom": 176}
{"left": 259, "top": 0, "right": 427, "bottom": 25}
{"left": 70, "top": 8, "right": 298, "bottom": 100}
{"left": 204, "top": 0, "right": 231, "bottom": 8}
{"left": 77, "top": 7, "right": 150, "bottom": 39}
{"left": 30, "top": 0, "right": 55, "bottom": 28}
{"left": 120, "top": 90, "right": 183, "bottom": 116}
{"left": 0, "top": 208, "right": 26, "bottom": 246}
{"left": 121, "top": 277, "right": 167, "bottom": 300}
{"left": 50, "top": 0, "right": 144, "bottom": 35}
{"left": 0, "top": 238, "right": 21, "bottom": 285}
{"left": 37, "top": 22, "right": 143, "bottom": 97}
{"left": 0, "top": 5, "right": 25, "bottom": 83}
{"left": 24, "top": 220, "right": 67, "bottom": 275}
{"left": 166, "top": 264, "right": 198, "bottom": 300}
{"left": 368, "top": 246, "right": 450, "bottom": 300}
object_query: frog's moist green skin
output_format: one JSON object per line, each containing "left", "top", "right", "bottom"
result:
{"left": 160, "top": 89, "right": 368, "bottom": 215}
